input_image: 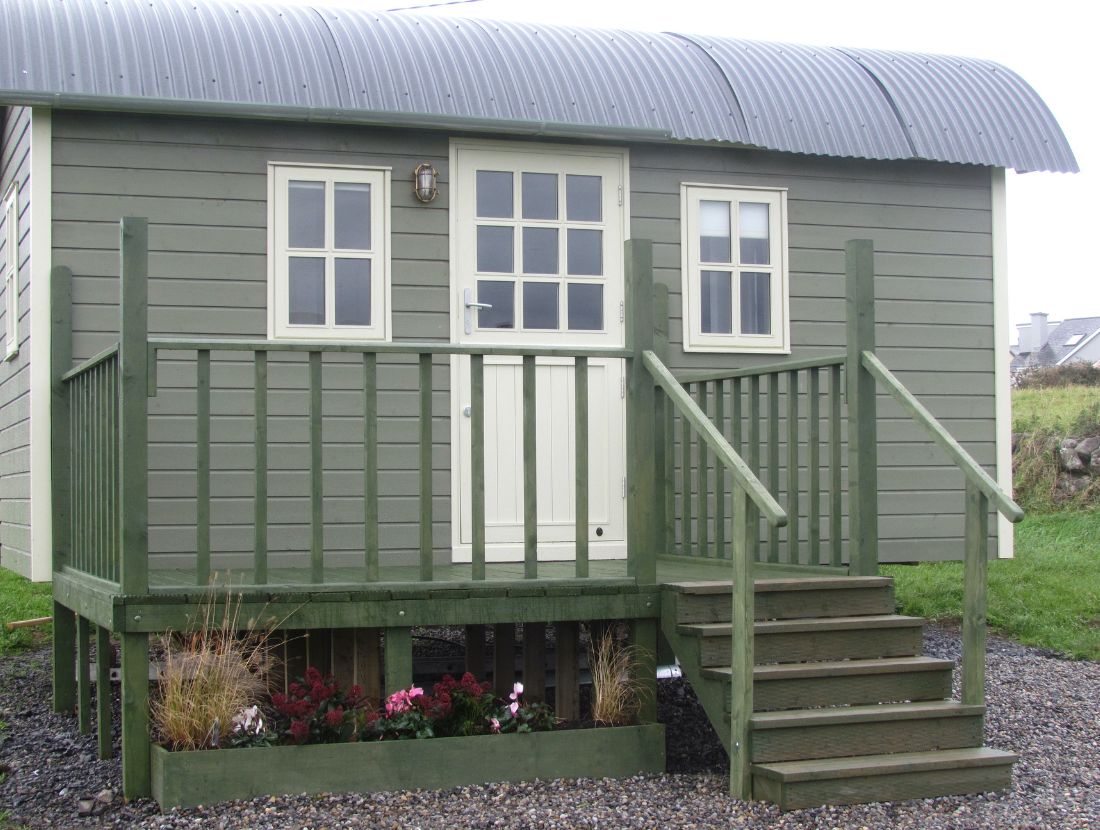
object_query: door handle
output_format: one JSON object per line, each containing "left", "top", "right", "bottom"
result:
{"left": 463, "top": 288, "right": 491, "bottom": 334}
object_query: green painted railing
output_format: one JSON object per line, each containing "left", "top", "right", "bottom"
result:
{"left": 672, "top": 355, "right": 847, "bottom": 568}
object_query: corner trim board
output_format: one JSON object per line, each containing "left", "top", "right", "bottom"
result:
{"left": 991, "top": 168, "right": 1013, "bottom": 559}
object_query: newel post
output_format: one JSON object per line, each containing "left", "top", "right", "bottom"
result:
{"left": 845, "top": 239, "right": 879, "bottom": 576}
{"left": 118, "top": 217, "right": 151, "bottom": 799}
{"left": 625, "top": 239, "right": 659, "bottom": 724}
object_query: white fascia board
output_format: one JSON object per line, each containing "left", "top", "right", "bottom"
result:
{"left": 28, "top": 107, "right": 52, "bottom": 581}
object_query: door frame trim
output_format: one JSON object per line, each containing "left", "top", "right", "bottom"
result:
{"left": 446, "top": 138, "right": 632, "bottom": 563}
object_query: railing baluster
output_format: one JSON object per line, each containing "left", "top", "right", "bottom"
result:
{"left": 696, "top": 383, "right": 709, "bottom": 557}
{"left": 363, "top": 353, "right": 379, "bottom": 582}
{"left": 808, "top": 367, "right": 821, "bottom": 565}
{"left": 715, "top": 380, "right": 726, "bottom": 559}
{"left": 573, "top": 356, "right": 588, "bottom": 578}
{"left": 82, "top": 376, "right": 90, "bottom": 574}
{"left": 767, "top": 373, "right": 780, "bottom": 564}
{"left": 418, "top": 353, "right": 433, "bottom": 582}
{"left": 111, "top": 359, "right": 120, "bottom": 582}
{"left": 732, "top": 377, "right": 742, "bottom": 453}
{"left": 91, "top": 368, "right": 98, "bottom": 578}
{"left": 664, "top": 390, "right": 675, "bottom": 555}
{"left": 682, "top": 392, "right": 693, "bottom": 556}
{"left": 471, "top": 354, "right": 486, "bottom": 580}
{"left": 787, "top": 369, "right": 799, "bottom": 565}
{"left": 254, "top": 352, "right": 268, "bottom": 584}
{"left": 522, "top": 355, "right": 537, "bottom": 579}
{"left": 748, "top": 375, "right": 761, "bottom": 562}
{"left": 310, "top": 350, "right": 324, "bottom": 584}
{"left": 830, "top": 365, "right": 843, "bottom": 568}
{"left": 196, "top": 349, "right": 211, "bottom": 586}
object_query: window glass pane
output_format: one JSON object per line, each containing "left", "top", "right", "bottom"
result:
{"left": 476, "top": 280, "right": 514, "bottom": 329}
{"left": 477, "top": 225, "right": 514, "bottom": 273}
{"left": 522, "top": 226, "right": 558, "bottom": 275}
{"left": 566, "top": 175, "right": 602, "bottom": 221}
{"left": 334, "top": 258, "right": 371, "bottom": 326}
{"left": 567, "top": 283, "right": 603, "bottom": 331}
{"left": 523, "top": 282, "right": 559, "bottom": 330}
{"left": 288, "top": 180, "right": 324, "bottom": 248}
{"left": 476, "top": 171, "right": 513, "bottom": 218}
{"left": 700, "top": 270, "right": 732, "bottom": 334}
{"left": 739, "top": 202, "right": 770, "bottom": 265}
{"left": 522, "top": 173, "right": 558, "bottom": 220}
{"left": 740, "top": 271, "right": 772, "bottom": 335}
{"left": 567, "top": 228, "right": 602, "bottom": 276}
{"left": 333, "top": 183, "right": 371, "bottom": 250}
{"left": 288, "top": 257, "right": 325, "bottom": 325}
{"left": 699, "top": 200, "right": 732, "bottom": 263}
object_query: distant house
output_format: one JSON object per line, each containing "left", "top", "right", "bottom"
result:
{"left": 1012, "top": 312, "right": 1100, "bottom": 372}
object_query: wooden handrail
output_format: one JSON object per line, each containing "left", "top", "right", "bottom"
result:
{"left": 642, "top": 350, "right": 787, "bottom": 528}
{"left": 861, "top": 350, "right": 1023, "bottom": 522}
{"left": 60, "top": 343, "right": 120, "bottom": 383}
{"left": 149, "top": 337, "right": 631, "bottom": 359}
{"left": 677, "top": 353, "right": 846, "bottom": 384}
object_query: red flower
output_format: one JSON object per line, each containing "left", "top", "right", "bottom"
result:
{"left": 324, "top": 707, "right": 345, "bottom": 728}
{"left": 289, "top": 719, "right": 310, "bottom": 743}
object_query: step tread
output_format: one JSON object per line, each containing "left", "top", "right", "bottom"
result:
{"left": 752, "top": 747, "right": 1017, "bottom": 783}
{"left": 703, "top": 656, "right": 954, "bottom": 681}
{"left": 751, "top": 700, "right": 984, "bottom": 729}
{"left": 665, "top": 577, "right": 892, "bottom": 596}
{"left": 681, "top": 614, "right": 923, "bottom": 637}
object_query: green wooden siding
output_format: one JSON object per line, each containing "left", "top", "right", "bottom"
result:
{"left": 51, "top": 111, "right": 998, "bottom": 568}
{"left": 0, "top": 106, "right": 33, "bottom": 576}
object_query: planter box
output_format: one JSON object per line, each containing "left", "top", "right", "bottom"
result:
{"left": 150, "top": 724, "right": 665, "bottom": 808}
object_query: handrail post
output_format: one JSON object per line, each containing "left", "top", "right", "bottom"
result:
{"left": 962, "top": 482, "right": 989, "bottom": 708}
{"left": 729, "top": 484, "right": 755, "bottom": 799}
{"left": 845, "top": 239, "right": 879, "bottom": 576}
{"left": 118, "top": 217, "right": 151, "bottom": 800}
{"left": 50, "top": 265, "right": 76, "bottom": 715}
{"left": 625, "top": 238, "right": 657, "bottom": 585}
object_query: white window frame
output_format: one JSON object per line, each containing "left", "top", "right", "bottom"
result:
{"left": 680, "top": 183, "right": 790, "bottom": 354}
{"left": 267, "top": 162, "right": 391, "bottom": 341}
{"left": 3, "top": 184, "right": 18, "bottom": 360}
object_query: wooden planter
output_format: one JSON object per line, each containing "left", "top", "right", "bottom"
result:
{"left": 150, "top": 724, "right": 666, "bottom": 808}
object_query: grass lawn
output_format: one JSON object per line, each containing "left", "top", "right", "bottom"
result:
{"left": 1012, "top": 384, "right": 1100, "bottom": 433}
{"left": 0, "top": 568, "right": 52, "bottom": 656}
{"left": 883, "top": 508, "right": 1100, "bottom": 660}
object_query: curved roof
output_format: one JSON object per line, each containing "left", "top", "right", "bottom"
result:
{"left": 0, "top": 0, "right": 1078, "bottom": 172}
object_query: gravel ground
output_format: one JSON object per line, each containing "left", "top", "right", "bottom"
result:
{"left": 1, "top": 626, "right": 1097, "bottom": 829}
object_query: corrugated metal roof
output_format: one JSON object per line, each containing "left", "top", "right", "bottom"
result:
{"left": 0, "top": 0, "right": 1078, "bottom": 172}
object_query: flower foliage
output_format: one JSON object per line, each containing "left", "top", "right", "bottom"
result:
{"left": 271, "top": 667, "right": 365, "bottom": 744}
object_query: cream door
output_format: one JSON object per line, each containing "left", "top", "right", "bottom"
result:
{"left": 450, "top": 141, "right": 629, "bottom": 562}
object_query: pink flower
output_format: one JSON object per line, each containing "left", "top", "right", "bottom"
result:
{"left": 489, "top": 717, "right": 501, "bottom": 733}
{"left": 509, "top": 682, "right": 523, "bottom": 701}
{"left": 509, "top": 701, "right": 519, "bottom": 716}
{"left": 408, "top": 686, "right": 424, "bottom": 699}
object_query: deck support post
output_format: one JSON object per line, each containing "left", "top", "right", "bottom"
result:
{"left": 96, "top": 625, "right": 113, "bottom": 759}
{"left": 77, "top": 615, "right": 91, "bottom": 733}
{"left": 553, "top": 621, "right": 580, "bottom": 721}
{"left": 492, "top": 623, "right": 515, "bottom": 696}
{"left": 120, "top": 631, "right": 150, "bottom": 800}
{"left": 625, "top": 239, "right": 658, "bottom": 586}
{"left": 522, "top": 622, "right": 547, "bottom": 702}
{"left": 52, "top": 602, "right": 76, "bottom": 713}
{"left": 845, "top": 239, "right": 879, "bottom": 576}
{"left": 629, "top": 618, "right": 658, "bottom": 724}
{"left": 465, "top": 624, "right": 486, "bottom": 678}
{"left": 383, "top": 627, "right": 413, "bottom": 694}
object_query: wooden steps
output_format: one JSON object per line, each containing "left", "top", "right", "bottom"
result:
{"left": 660, "top": 576, "right": 1016, "bottom": 809}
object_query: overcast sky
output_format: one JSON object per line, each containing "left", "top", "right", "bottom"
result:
{"left": 249, "top": 0, "right": 1096, "bottom": 337}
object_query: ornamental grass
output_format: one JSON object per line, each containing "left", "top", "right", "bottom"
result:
{"left": 588, "top": 625, "right": 646, "bottom": 726}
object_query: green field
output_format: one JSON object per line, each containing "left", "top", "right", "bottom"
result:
{"left": 0, "top": 568, "right": 52, "bottom": 655}
{"left": 1012, "top": 384, "right": 1100, "bottom": 433}
{"left": 884, "top": 509, "right": 1100, "bottom": 660}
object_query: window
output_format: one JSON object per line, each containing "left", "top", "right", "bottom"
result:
{"left": 452, "top": 141, "right": 627, "bottom": 347}
{"left": 3, "top": 184, "right": 17, "bottom": 359}
{"left": 1065, "top": 334, "right": 1084, "bottom": 347}
{"left": 680, "top": 184, "right": 789, "bottom": 353}
{"left": 268, "top": 164, "right": 390, "bottom": 340}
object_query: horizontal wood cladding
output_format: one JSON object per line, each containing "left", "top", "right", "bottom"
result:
{"left": 52, "top": 111, "right": 997, "bottom": 564}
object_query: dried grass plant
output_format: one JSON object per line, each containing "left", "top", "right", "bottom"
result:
{"left": 151, "top": 590, "right": 278, "bottom": 751}
{"left": 587, "top": 625, "right": 648, "bottom": 726}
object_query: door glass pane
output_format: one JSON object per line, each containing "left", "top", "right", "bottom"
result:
{"left": 567, "top": 228, "right": 602, "bottom": 276}
{"left": 567, "top": 283, "right": 603, "bottom": 331}
{"left": 566, "top": 174, "right": 602, "bottom": 221}
{"left": 739, "top": 202, "right": 770, "bottom": 265}
{"left": 334, "top": 258, "right": 371, "bottom": 326}
{"left": 334, "top": 183, "right": 371, "bottom": 250}
{"left": 476, "top": 171, "right": 513, "bottom": 218}
{"left": 523, "top": 282, "right": 559, "bottom": 330}
{"left": 522, "top": 227, "right": 558, "bottom": 275}
{"left": 740, "top": 271, "right": 772, "bottom": 335}
{"left": 476, "top": 280, "right": 514, "bottom": 329}
{"left": 288, "top": 180, "right": 324, "bottom": 248}
{"left": 700, "top": 270, "right": 732, "bottom": 334}
{"left": 700, "top": 200, "right": 731, "bottom": 263}
{"left": 477, "top": 225, "right": 514, "bottom": 273}
{"left": 288, "top": 257, "right": 325, "bottom": 325}
{"left": 522, "top": 172, "right": 558, "bottom": 220}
